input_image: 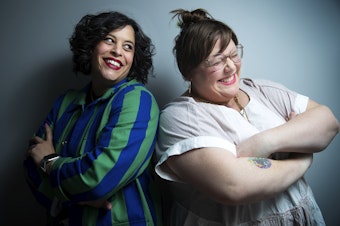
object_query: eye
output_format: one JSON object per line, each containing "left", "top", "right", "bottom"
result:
{"left": 205, "top": 55, "right": 222, "bottom": 67}
{"left": 231, "top": 54, "right": 239, "bottom": 59}
{"left": 123, "top": 43, "right": 134, "bottom": 52}
{"left": 231, "top": 53, "right": 241, "bottom": 62}
{"left": 103, "top": 37, "right": 115, "bottom": 44}
{"left": 214, "top": 55, "right": 226, "bottom": 65}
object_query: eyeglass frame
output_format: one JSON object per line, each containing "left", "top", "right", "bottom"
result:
{"left": 203, "top": 43, "right": 244, "bottom": 71}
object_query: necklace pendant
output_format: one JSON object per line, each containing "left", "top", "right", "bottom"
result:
{"left": 240, "top": 109, "right": 250, "bottom": 123}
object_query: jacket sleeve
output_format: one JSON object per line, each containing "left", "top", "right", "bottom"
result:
{"left": 23, "top": 94, "right": 65, "bottom": 211}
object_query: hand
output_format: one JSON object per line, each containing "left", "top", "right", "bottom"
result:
{"left": 285, "top": 111, "right": 298, "bottom": 121}
{"left": 78, "top": 200, "right": 112, "bottom": 210}
{"left": 27, "top": 123, "right": 56, "bottom": 167}
{"left": 237, "top": 112, "right": 299, "bottom": 158}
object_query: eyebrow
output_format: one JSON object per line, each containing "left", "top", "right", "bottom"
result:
{"left": 211, "top": 47, "right": 238, "bottom": 58}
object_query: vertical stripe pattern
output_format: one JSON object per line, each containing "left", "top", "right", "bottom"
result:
{"left": 23, "top": 79, "right": 162, "bottom": 225}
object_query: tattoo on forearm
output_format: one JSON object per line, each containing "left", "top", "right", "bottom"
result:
{"left": 248, "top": 157, "right": 271, "bottom": 169}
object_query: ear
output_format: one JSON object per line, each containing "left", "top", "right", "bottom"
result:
{"left": 186, "top": 71, "right": 194, "bottom": 81}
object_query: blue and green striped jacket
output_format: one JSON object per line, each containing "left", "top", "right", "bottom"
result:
{"left": 24, "top": 78, "right": 162, "bottom": 226}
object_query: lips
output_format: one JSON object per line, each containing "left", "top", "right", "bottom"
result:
{"left": 104, "top": 58, "right": 122, "bottom": 69}
{"left": 218, "top": 74, "right": 236, "bottom": 85}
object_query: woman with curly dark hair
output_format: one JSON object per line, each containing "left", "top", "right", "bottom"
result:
{"left": 24, "top": 11, "right": 161, "bottom": 225}
{"left": 69, "top": 11, "right": 154, "bottom": 84}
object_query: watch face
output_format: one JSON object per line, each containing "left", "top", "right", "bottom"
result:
{"left": 40, "top": 159, "right": 48, "bottom": 172}
{"left": 40, "top": 162, "right": 47, "bottom": 172}
{"left": 40, "top": 154, "right": 59, "bottom": 173}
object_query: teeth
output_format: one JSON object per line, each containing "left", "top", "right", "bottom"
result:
{"left": 106, "top": 59, "right": 120, "bottom": 67}
{"left": 220, "top": 76, "right": 234, "bottom": 82}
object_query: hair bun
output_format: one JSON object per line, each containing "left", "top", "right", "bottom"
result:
{"left": 171, "top": 8, "right": 212, "bottom": 29}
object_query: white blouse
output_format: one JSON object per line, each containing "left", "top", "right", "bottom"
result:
{"left": 155, "top": 78, "right": 325, "bottom": 225}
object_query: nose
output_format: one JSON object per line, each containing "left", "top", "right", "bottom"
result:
{"left": 223, "top": 57, "right": 236, "bottom": 72}
{"left": 110, "top": 44, "right": 122, "bottom": 56}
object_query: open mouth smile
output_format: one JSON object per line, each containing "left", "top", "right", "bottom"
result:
{"left": 104, "top": 58, "right": 122, "bottom": 69}
{"left": 218, "top": 74, "right": 236, "bottom": 85}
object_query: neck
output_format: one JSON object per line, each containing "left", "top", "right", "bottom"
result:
{"left": 189, "top": 88, "right": 250, "bottom": 123}
{"left": 87, "top": 82, "right": 104, "bottom": 103}
{"left": 189, "top": 89, "right": 239, "bottom": 107}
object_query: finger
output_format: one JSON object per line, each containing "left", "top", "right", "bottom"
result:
{"left": 28, "top": 138, "right": 37, "bottom": 147}
{"left": 32, "top": 136, "right": 45, "bottom": 144}
{"left": 44, "top": 123, "right": 53, "bottom": 142}
{"left": 286, "top": 112, "right": 296, "bottom": 121}
{"left": 26, "top": 148, "right": 32, "bottom": 157}
{"left": 102, "top": 201, "right": 112, "bottom": 210}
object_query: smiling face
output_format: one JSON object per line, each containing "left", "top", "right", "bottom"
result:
{"left": 190, "top": 39, "right": 242, "bottom": 105}
{"left": 91, "top": 25, "right": 135, "bottom": 93}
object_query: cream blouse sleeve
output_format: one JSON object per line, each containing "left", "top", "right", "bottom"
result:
{"left": 154, "top": 97, "right": 256, "bottom": 182}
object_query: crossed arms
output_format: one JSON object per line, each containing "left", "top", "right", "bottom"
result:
{"left": 163, "top": 100, "right": 339, "bottom": 205}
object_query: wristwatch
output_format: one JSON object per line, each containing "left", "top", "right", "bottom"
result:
{"left": 40, "top": 153, "right": 59, "bottom": 173}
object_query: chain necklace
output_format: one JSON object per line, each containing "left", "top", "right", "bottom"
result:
{"left": 233, "top": 95, "right": 250, "bottom": 123}
{"left": 189, "top": 90, "right": 251, "bottom": 123}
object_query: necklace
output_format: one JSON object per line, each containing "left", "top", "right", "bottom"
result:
{"left": 189, "top": 90, "right": 251, "bottom": 123}
{"left": 234, "top": 95, "right": 250, "bottom": 123}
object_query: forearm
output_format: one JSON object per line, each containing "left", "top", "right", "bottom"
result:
{"left": 166, "top": 147, "right": 312, "bottom": 205}
{"left": 23, "top": 157, "right": 57, "bottom": 210}
{"left": 226, "top": 153, "right": 312, "bottom": 204}
{"left": 50, "top": 128, "right": 158, "bottom": 202}
{"left": 264, "top": 104, "right": 339, "bottom": 154}
{"left": 237, "top": 104, "right": 339, "bottom": 157}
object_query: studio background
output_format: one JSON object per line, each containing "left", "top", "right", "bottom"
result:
{"left": 1, "top": 0, "right": 339, "bottom": 225}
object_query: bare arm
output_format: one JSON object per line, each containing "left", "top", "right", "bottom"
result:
{"left": 237, "top": 99, "right": 339, "bottom": 157}
{"left": 164, "top": 147, "right": 312, "bottom": 205}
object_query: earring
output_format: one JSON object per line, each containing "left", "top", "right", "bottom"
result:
{"left": 188, "top": 82, "right": 192, "bottom": 94}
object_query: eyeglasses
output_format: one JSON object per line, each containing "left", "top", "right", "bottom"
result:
{"left": 204, "top": 44, "right": 243, "bottom": 72}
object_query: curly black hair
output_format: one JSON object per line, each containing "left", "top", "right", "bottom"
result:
{"left": 69, "top": 11, "right": 155, "bottom": 84}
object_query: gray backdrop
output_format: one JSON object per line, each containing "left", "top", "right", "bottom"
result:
{"left": 1, "top": 0, "right": 339, "bottom": 225}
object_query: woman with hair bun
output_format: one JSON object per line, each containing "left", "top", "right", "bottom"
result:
{"left": 155, "top": 8, "right": 339, "bottom": 225}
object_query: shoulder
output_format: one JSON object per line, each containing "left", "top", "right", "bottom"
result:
{"left": 160, "top": 96, "right": 205, "bottom": 121}
{"left": 57, "top": 88, "right": 86, "bottom": 105}
{"left": 159, "top": 96, "right": 204, "bottom": 131}
{"left": 118, "top": 79, "right": 156, "bottom": 100}
{"left": 241, "top": 78, "right": 308, "bottom": 114}
{"left": 241, "top": 78, "right": 302, "bottom": 100}
{"left": 241, "top": 78, "right": 289, "bottom": 91}
{"left": 159, "top": 96, "right": 245, "bottom": 139}
{"left": 113, "top": 80, "right": 159, "bottom": 114}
